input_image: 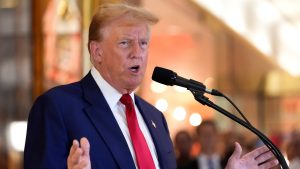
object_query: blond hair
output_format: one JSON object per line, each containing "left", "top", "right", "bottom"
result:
{"left": 88, "top": 3, "right": 159, "bottom": 53}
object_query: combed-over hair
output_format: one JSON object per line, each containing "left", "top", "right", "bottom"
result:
{"left": 88, "top": 3, "right": 159, "bottom": 53}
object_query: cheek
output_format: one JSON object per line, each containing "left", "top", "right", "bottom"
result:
{"left": 91, "top": 57, "right": 102, "bottom": 69}
{"left": 103, "top": 48, "right": 122, "bottom": 64}
{"left": 142, "top": 52, "right": 148, "bottom": 63}
{"left": 112, "top": 48, "right": 129, "bottom": 61}
{"left": 111, "top": 57, "right": 128, "bottom": 74}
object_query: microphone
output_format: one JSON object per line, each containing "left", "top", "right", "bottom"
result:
{"left": 151, "top": 66, "right": 221, "bottom": 96}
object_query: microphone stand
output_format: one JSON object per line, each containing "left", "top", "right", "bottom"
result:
{"left": 191, "top": 90, "right": 289, "bottom": 169}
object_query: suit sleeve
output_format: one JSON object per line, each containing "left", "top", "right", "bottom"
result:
{"left": 24, "top": 93, "right": 69, "bottom": 169}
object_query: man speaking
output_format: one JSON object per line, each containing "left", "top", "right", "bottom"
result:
{"left": 24, "top": 3, "right": 278, "bottom": 169}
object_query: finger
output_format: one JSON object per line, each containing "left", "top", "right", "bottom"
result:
{"left": 231, "top": 142, "right": 242, "bottom": 159}
{"left": 80, "top": 137, "right": 90, "bottom": 157}
{"left": 248, "top": 146, "right": 270, "bottom": 158}
{"left": 255, "top": 150, "right": 275, "bottom": 164}
{"left": 258, "top": 159, "right": 279, "bottom": 169}
{"left": 71, "top": 147, "right": 83, "bottom": 165}
{"left": 69, "top": 140, "right": 80, "bottom": 157}
{"left": 68, "top": 140, "right": 80, "bottom": 166}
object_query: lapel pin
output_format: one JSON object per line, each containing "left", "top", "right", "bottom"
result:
{"left": 151, "top": 120, "right": 156, "bottom": 128}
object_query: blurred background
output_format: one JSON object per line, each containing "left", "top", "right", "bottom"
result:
{"left": 1, "top": 0, "right": 300, "bottom": 168}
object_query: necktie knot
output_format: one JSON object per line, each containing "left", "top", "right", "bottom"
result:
{"left": 120, "top": 94, "right": 133, "bottom": 107}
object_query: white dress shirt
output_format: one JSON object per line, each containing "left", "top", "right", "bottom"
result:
{"left": 289, "top": 157, "right": 300, "bottom": 169}
{"left": 197, "top": 154, "right": 221, "bottom": 169}
{"left": 91, "top": 67, "right": 160, "bottom": 169}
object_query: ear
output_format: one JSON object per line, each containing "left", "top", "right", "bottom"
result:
{"left": 89, "top": 41, "right": 103, "bottom": 62}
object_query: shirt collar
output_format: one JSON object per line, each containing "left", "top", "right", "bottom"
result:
{"left": 91, "top": 67, "right": 135, "bottom": 108}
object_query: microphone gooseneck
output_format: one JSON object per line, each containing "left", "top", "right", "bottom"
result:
{"left": 151, "top": 66, "right": 289, "bottom": 169}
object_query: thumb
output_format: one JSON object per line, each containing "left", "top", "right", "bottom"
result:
{"left": 80, "top": 137, "right": 90, "bottom": 157}
{"left": 231, "top": 142, "right": 242, "bottom": 159}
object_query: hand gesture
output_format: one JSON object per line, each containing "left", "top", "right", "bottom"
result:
{"left": 225, "top": 142, "right": 279, "bottom": 169}
{"left": 67, "top": 137, "right": 91, "bottom": 169}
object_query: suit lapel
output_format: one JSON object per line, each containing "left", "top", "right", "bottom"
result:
{"left": 135, "top": 97, "right": 157, "bottom": 134}
{"left": 81, "top": 73, "right": 136, "bottom": 169}
{"left": 135, "top": 96, "right": 172, "bottom": 169}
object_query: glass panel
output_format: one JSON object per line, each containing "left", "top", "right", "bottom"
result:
{"left": 43, "top": 0, "right": 82, "bottom": 89}
{"left": 0, "top": 0, "right": 32, "bottom": 168}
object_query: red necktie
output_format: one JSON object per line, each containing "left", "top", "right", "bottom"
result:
{"left": 120, "top": 94, "right": 156, "bottom": 169}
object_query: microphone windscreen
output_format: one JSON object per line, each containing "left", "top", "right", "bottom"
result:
{"left": 151, "top": 67, "right": 176, "bottom": 86}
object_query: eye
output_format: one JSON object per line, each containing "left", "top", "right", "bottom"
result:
{"left": 140, "top": 40, "right": 149, "bottom": 49}
{"left": 119, "top": 40, "right": 129, "bottom": 48}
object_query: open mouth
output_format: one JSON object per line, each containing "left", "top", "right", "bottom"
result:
{"left": 130, "top": 65, "right": 140, "bottom": 73}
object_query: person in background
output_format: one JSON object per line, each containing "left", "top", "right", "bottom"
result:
{"left": 287, "top": 131, "right": 300, "bottom": 169}
{"left": 24, "top": 3, "right": 279, "bottom": 169}
{"left": 186, "top": 120, "right": 223, "bottom": 169}
{"left": 174, "top": 130, "right": 194, "bottom": 169}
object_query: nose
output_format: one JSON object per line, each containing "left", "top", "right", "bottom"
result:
{"left": 130, "top": 41, "right": 143, "bottom": 59}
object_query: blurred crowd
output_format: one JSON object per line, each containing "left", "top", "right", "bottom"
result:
{"left": 173, "top": 120, "right": 300, "bottom": 169}
{"left": 286, "top": 131, "right": 300, "bottom": 169}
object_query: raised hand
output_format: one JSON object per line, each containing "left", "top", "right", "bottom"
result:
{"left": 225, "top": 142, "right": 279, "bottom": 169}
{"left": 67, "top": 137, "right": 91, "bottom": 169}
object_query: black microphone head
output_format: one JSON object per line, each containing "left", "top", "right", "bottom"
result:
{"left": 152, "top": 67, "right": 177, "bottom": 86}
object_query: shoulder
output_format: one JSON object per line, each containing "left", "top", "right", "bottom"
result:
{"left": 33, "top": 81, "right": 83, "bottom": 108}
{"left": 39, "top": 72, "right": 94, "bottom": 101}
{"left": 44, "top": 81, "right": 81, "bottom": 97}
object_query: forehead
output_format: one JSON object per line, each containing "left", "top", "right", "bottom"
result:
{"left": 102, "top": 16, "right": 151, "bottom": 38}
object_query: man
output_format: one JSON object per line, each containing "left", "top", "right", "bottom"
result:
{"left": 174, "top": 130, "right": 194, "bottom": 169}
{"left": 185, "top": 120, "right": 223, "bottom": 169}
{"left": 287, "top": 131, "right": 300, "bottom": 169}
{"left": 24, "top": 3, "right": 279, "bottom": 169}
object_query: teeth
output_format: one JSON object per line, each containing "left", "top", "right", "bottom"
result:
{"left": 130, "top": 66, "right": 139, "bottom": 72}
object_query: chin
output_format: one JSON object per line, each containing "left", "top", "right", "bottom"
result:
{"left": 124, "top": 76, "right": 143, "bottom": 89}
{"left": 127, "top": 81, "right": 141, "bottom": 90}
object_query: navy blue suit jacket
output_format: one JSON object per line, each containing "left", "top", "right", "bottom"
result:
{"left": 24, "top": 72, "right": 176, "bottom": 169}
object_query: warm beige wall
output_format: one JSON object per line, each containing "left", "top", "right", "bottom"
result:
{"left": 140, "top": 0, "right": 294, "bottom": 139}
